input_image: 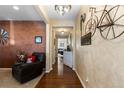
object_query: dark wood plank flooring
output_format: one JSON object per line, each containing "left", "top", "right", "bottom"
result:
{"left": 35, "top": 56, "right": 83, "bottom": 88}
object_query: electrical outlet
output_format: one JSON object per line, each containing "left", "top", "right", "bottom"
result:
{"left": 86, "top": 77, "right": 89, "bottom": 83}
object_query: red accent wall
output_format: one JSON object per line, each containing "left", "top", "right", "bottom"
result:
{"left": 0, "top": 21, "right": 46, "bottom": 68}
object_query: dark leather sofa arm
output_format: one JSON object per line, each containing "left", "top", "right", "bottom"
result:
{"left": 12, "top": 63, "right": 22, "bottom": 67}
{"left": 16, "top": 62, "right": 41, "bottom": 70}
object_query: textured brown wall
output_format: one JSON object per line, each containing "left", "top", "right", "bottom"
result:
{"left": 0, "top": 21, "right": 46, "bottom": 68}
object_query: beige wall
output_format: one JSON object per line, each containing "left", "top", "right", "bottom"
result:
{"left": 75, "top": 5, "right": 124, "bottom": 87}
{"left": 36, "top": 5, "right": 52, "bottom": 72}
{"left": 51, "top": 19, "right": 75, "bottom": 27}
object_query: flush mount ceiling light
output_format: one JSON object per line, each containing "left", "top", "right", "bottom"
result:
{"left": 55, "top": 5, "right": 71, "bottom": 15}
{"left": 61, "top": 31, "right": 65, "bottom": 34}
{"left": 13, "top": 6, "right": 19, "bottom": 10}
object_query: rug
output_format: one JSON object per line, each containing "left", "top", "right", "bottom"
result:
{"left": 0, "top": 69, "right": 44, "bottom": 88}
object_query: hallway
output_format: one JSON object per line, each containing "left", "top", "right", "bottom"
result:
{"left": 35, "top": 56, "right": 83, "bottom": 88}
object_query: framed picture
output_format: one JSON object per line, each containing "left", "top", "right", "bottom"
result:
{"left": 81, "top": 32, "right": 91, "bottom": 45}
{"left": 35, "top": 36, "right": 42, "bottom": 44}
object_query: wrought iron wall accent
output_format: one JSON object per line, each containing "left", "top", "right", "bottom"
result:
{"left": 85, "top": 5, "right": 124, "bottom": 40}
{"left": 80, "top": 13, "right": 86, "bottom": 36}
{"left": 0, "top": 28, "right": 9, "bottom": 45}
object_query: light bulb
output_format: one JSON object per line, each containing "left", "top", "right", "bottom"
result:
{"left": 13, "top": 6, "right": 19, "bottom": 10}
{"left": 61, "top": 31, "right": 64, "bottom": 34}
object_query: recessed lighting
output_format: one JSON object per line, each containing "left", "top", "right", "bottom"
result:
{"left": 13, "top": 6, "right": 19, "bottom": 10}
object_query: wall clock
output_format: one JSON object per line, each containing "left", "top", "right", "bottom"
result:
{"left": 0, "top": 28, "right": 9, "bottom": 45}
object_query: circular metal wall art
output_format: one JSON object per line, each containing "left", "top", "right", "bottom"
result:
{"left": 0, "top": 28, "right": 9, "bottom": 45}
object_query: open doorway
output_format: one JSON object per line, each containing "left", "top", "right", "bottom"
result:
{"left": 52, "top": 27, "right": 73, "bottom": 70}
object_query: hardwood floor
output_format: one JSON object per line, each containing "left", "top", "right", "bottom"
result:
{"left": 35, "top": 56, "right": 83, "bottom": 88}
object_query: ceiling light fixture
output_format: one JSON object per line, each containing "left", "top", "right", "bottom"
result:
{"left": 13, "top": 6, "right": 19, "bottom": 10}
{"left": 61, "top": 31, "right": 64, "bottom": 34}
{"left": 55, "top": 5, "right": 71, "bottom": 15}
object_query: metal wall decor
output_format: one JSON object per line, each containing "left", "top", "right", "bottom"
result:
{"left": 80, "top": 13, "right": 86, "bottom": 36}
{"left": 85, "top": 7, "right": 98, "bottom": 37}
{"left": 81, "top": 13, "right": 86, "bottom": 23}
{"left": 0, "top": 28, "right": 9, "bottom": 45}
{"left": 85, "top": 5, "right": 124, "bottom": 40}
{"left": 80, "top": 13, "right": 91, "bottom": 46}
{"left": 81, "top": 32, "right": 91, "bottom": 45}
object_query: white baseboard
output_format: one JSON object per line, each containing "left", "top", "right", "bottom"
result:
{"left": 75, "top": 70, "right": 86, "bottom": 88}
{"left": 45, "top": 70, "right": 50, "bottom": 73}
{"left": 33, "top": 71, "right": 45, "bottom": 87}
{"left": 72, "top": 67, "right": 76, "bottom": 71}
{"left": 45, "top": 67, "right": 53, "bottom": 73}
{"left": 50, "top": 67, "right": 53, "bottom": 71}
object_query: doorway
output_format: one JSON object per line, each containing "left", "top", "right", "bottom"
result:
{"left": 52, "top": 27, "right": 73, "bottom": 70}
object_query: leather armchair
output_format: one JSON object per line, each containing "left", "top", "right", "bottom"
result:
{"left": 12, "top": 52, "right": 45, "bottom": 83}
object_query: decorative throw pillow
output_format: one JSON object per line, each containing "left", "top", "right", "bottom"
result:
{"left": 31, "top": 56, "right": 36, "bottom": 62}
{"left": 27, "top": 55, "right": 36, "bottom": 63}
{"left": 37, "top": 55, "right": 43, "bottom": 62}
{"left": 27, "top": 58, "right": 32, "bottom": 63}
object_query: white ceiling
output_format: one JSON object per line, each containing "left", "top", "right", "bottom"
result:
{"left": 0, "top": 5, "right": 81, "bottom": 21}
{"left": 44, "top": 5, "right": 81, "bottom": 21}
{"left": 53, "top": 27, "right": 73, "bottom": 38}
{"left": 0, "top": 5, "right": 43, "bottom": 21}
